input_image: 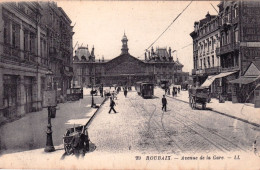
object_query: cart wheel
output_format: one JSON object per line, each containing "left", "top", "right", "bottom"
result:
{"left": 63, "top": 139, "right": 73, "bottom": 155}
{"left": 202, "top": 103, "right": 206, "bottom": 110}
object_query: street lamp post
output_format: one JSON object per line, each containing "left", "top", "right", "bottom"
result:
{"left": 44, "top": 70, "right": 56, "bottom": 152}
{"left": 91, "top": 62, "right": 95, "bottom": 108}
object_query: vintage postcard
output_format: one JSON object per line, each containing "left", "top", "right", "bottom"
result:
{"left": 0, "top": 0, "right": 260, "bottom": 169}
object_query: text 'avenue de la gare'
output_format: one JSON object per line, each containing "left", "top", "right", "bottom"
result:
{"left": 136, "top": 155, "right": 241, "bottom": 161}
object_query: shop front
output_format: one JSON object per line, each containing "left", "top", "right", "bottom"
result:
{"left": 3, "top": 75, "right": 18, "bottom": 118}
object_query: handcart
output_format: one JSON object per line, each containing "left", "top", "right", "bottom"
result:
{"left": 63, "top": 125, "right": 89, "bottom": 155}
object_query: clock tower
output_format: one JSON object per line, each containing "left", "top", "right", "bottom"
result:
{"left": 121, "top": 32, "right": 129, "bottom": 55}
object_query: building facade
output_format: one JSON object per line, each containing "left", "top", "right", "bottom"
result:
{"left": 191, "top": 1, "right": 260, "bottom": 100}
{"left": 190, "top": 12, "right": 220, "bottom": 97}
{"left": 73, "top": 33, "right": 189, "bottom": 87}
{"left": 40, "top": 1, "right": 74, "bottom": 98}
{"left": 0, "top": 2, "right": 73, "bottom": 123}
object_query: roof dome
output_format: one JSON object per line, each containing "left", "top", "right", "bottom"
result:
{"left": 75, "top": 46, "right": 91, "bottom": 61}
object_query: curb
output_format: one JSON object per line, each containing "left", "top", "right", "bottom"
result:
{"left": 85, "top": 97, "right": 108, "bottom": 128}
{"left": 166, "top": 95, "right": 260, "bottom": 128}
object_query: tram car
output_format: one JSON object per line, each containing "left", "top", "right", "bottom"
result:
{"left": 135, "top": 82, "right": 154, "bottom": 98}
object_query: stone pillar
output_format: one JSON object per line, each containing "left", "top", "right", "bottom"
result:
{"left": 17, "top": 75, "right": 25, "bottom": 116}
{"left": 37, "top": 74, "right": 42, "bottom": 110}
{"left": 37, "top": 26, "right": 41, "bottom": 63}
{"left": 20, "top": 23, "right": 24, "bottom": 60}
{"left": 0, "top": 68, "right": 4, "bottom": 121}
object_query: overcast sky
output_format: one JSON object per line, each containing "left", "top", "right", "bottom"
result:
{"left": 58, "top": 1, "right": 220, "bottom": 72}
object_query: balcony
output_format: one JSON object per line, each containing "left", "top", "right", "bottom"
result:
{"left": 24, "top": 51, "right": 37, "bottom": 63}
{"left": 2, "top": 43, "right": 20, "bottom": 60}
{"left": 221, "top": 66, "right": 239, "bottom": 72}
{"left": 205, "top": 66, "right": 221, "bottom": 75}
{"left": 219, "top": 43, "right": 233, "bottom": 55}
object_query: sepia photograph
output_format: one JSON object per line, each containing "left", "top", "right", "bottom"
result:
{"left": 0, "top": 0, "right": 260, "bottom": 169}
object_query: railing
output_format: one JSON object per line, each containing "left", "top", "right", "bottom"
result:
{"left": 221, "top": 66, "right": 239, "bottom": 72}
{"left": 2, "top": 43, "right": 20, "bottom": 59}
{"left": 205, "top": 66, "right": 221, "bottom": 74}
{"left": 220, "top": 43, "right": 233, "bottom": 55}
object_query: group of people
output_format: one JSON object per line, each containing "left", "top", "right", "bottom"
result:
{"left": 164, "top": 86, "right": 181, "bottom": 97}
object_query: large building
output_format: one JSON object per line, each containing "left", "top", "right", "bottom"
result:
{"left": 190, "top": 1, "right": 260, "bottom": 101}
{"left": 0, "top": 2, "right": 73, "bottom": 123}
{"left": 73, "top": 33, "right": 189, "bottom": 87}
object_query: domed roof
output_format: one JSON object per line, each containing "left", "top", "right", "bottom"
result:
{"left": 75, "top": 46, "right": 91, "bottom": 60}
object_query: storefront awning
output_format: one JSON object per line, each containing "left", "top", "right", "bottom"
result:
{"left": 229, "top": 76, "right": 258, "bottom": 84}
{"left": 200, "top": 71, "right": 238, "bottom": 87}
{"left": 214, "top": 71, "right": 237, "bottom": 79}
{"left": 201, "top": 75, "right": 217, "bottom": 87}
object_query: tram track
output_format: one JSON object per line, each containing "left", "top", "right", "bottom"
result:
{"left": 128, "top": 96, "right": 184, "bottom": 153}
{"left": 166, "top": 96, "right": 248, "bottom": 152}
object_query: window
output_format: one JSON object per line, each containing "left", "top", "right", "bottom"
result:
{"left": 12, "top": 24, "right": 16, "bottom": 47}
{"left": 208, "top": 57, "right": 210, "bottom": 68}
{"left": 234, "top": 30, "right": 239, "bottom": 43}
{"left": 204, "top": 58, "right": 206, "bottom": 68}
{"left": 200, "top": 59, "right": 202, "bottom": 69}
{"left": 234, "top": 5, "right": 238, "bottom": 18}
{"left": 212, "top": 55, "right": 214, "bottom": 67}
{"left": 226, "top": 31, "right": 230, "bottom": 44}
{"left": 3, "top": 21, "right": 8, "bottom": 44}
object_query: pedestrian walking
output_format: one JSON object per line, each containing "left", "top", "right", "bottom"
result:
{"left": 117, "top": 87, "right": 120, "bottom": 94}
{"left": 162, "top": 95, "right": 167, "bottom": 112}
{"left": 124, "top": 88, "right": 128, "bottom": 97}
{"left": 109, "top": 97, "right": 117, "bottom": 114}
{"left": 165, "top": 88, "right": 167, "bottom": 95}
{"left": 178, "top": 87, "right": 180, "bottom": 93}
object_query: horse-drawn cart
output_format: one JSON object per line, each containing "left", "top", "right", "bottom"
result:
{"left": 188, "top": 87, "right": 210, "bottom": 110}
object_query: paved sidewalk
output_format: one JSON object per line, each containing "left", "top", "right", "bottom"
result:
{"left": 0, "top": 95, "right": 105, "bottom": 155}
{"left": 158, "top": 87, "right": 260, "bottom": 126}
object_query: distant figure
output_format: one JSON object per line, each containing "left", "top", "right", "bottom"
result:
{"left": 178, "top": 87, "right": 180, "bottom": 93}
{"left": 172, "top": 87, "right": 175, "bottom": 97}
{"left": 109, "top": 97, "right": 117, "bottom": 114}
{"left": 165, "top": 88, "right": 167, "bottom": 95}
{"left": 99, "top": 86, "right": 103, "bottom": 97}
{"left": 117, "top": 87, "right": 120, "bottom": 94}
{"left": 124, "top": 88, "right": 128, "bottom": 97}
{"left": 168, "top": 87, "right": 170, "bottom": 95}
{"left": 162, "top": 95, "right": 167, "bottom": 112}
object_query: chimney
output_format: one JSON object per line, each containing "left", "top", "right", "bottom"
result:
{"left": 145, "top": 52, "right": 147, "bottom": 60}
{"left": 169, "top": 47, "right": 171, "bottom": 57}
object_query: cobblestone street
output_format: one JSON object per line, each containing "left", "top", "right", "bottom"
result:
{"left": 88, "top": 87, "right": 260, "bottom": 155}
